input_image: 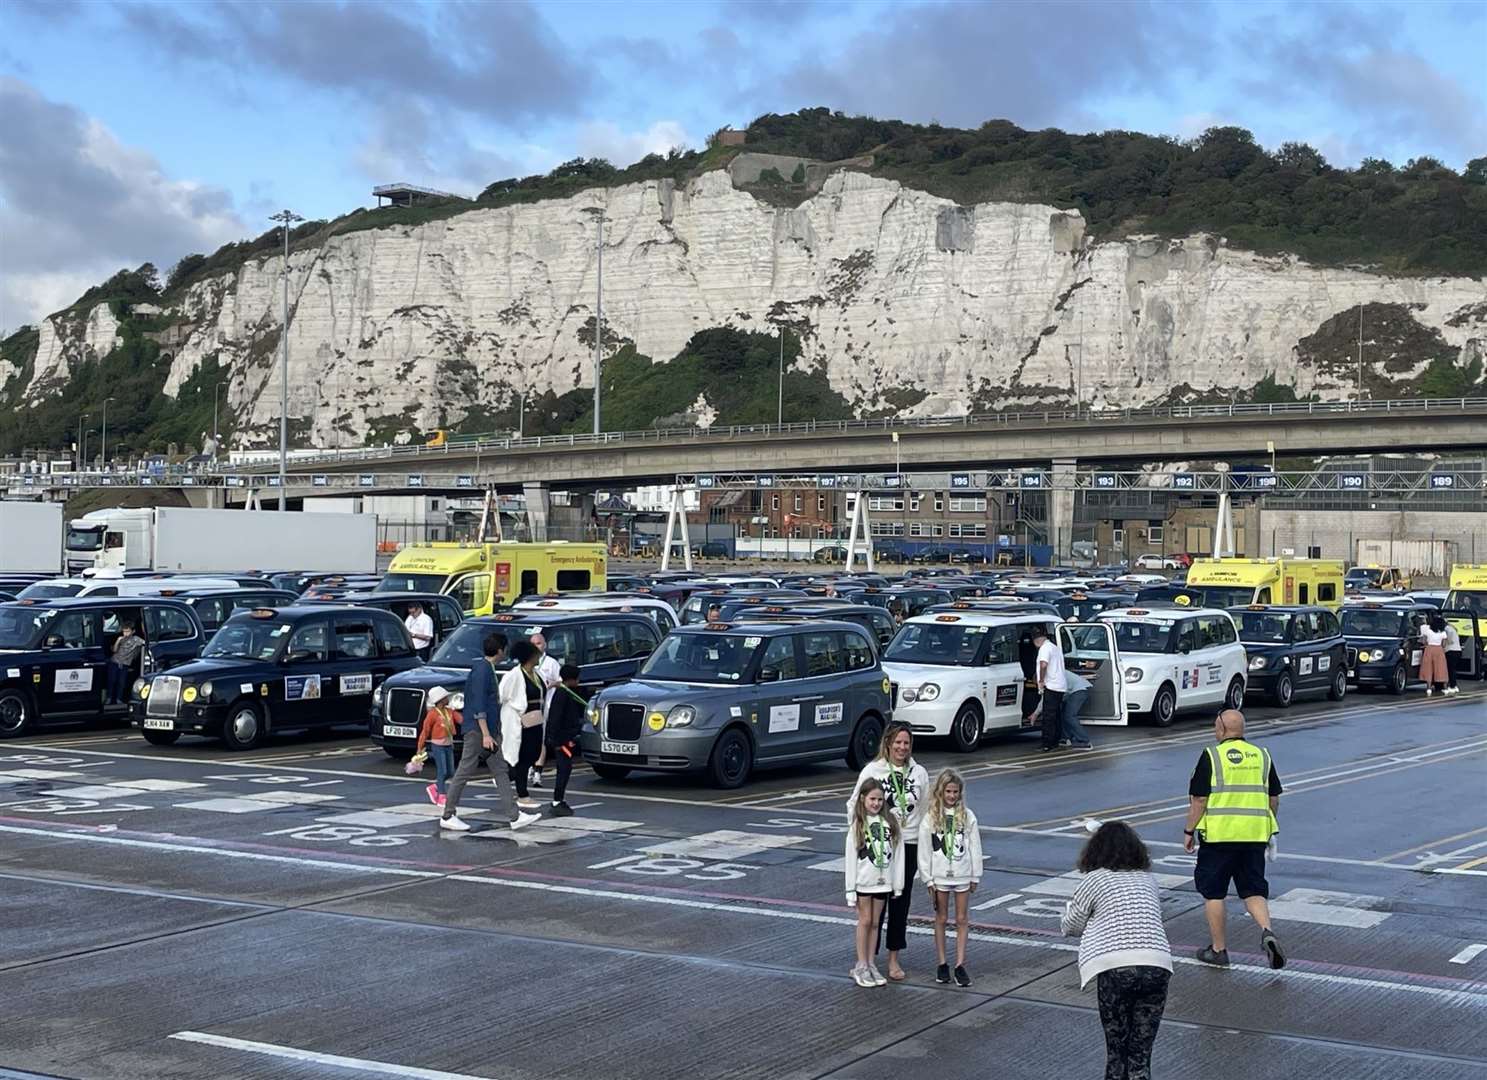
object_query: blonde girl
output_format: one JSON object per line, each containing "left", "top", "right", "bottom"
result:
{"left": 845, "top": 778, "right": 905, "bottom": 988}
{"left": 918, "top": 769, "right": 983, "bottom": 986}
{"left": 846, "top": 721, "right": 929, "bottom": 980}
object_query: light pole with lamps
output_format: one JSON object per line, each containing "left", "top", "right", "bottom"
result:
{"left": 81, "top": 428, "right": 93, "bottom": 470}
{"left": 100, "top": 396, "right": 113, "bottom": 470}
{"left": 580, "top": 207, "right": 607, "bottom": 436}
{"left": 270, "top": 209, "right": 304, "bottom": 510}
{"left": 213, "top": 381, "right": 224, "bottom": 446}
{"left": 777, "top": 326, "right": 786, "bottom": 426}
{"left": 77, "top": 412, "right": 89, "bottom": 470}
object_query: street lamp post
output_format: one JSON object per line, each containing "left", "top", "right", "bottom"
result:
{"left": 581, "top": 207, "right": 607, "bottom": 437}
{"left": 777, "top": 327, "right": 785, "bottom": 426}
{"left": 77, "top": 412, "right": 89, "bottom": 470}
{"left": 101, "top": 396, "right": 113, "bottom": 470}
{"left": 81, "top": 428, "right": 92, "bottom": 470}
{"left": 213, "top": 381, "right": 224, "bottom": 445}
{"left": 270, "top": 209, "right": 304, "bottom": 510}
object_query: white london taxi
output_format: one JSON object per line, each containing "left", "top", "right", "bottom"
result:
{"left": 882, "top": 609, "right": 1128, "bottom": 750}
{"left": 1094, "top": 606, "right": 1246, "bottom": 726}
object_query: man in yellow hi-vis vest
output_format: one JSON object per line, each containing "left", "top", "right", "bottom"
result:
{"left": 1183, "top": 709, "right": 1287, "bottom": 969}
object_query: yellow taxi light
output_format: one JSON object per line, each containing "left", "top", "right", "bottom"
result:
{"left": 182, "top": 687, "right": 198, "bottom": 703}
{"left": 647, "top": 712, "right": 666, "bottom": 732}
{"left": 934, "top": 615, "right": 961, "bottom": 622}
{"left": 249, "top": 609, "right": 277, "bottom": 619}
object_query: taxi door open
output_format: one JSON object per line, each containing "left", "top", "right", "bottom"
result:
{"left": 1059, "top": 622, "right": 1128, "bottom": 725}
{"left": 1444, "top": 605, "right": 1482, "bottom": 679}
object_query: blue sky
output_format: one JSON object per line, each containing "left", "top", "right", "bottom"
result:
{"left": 2, "top": 0, "right": 1483, "bottom": 329}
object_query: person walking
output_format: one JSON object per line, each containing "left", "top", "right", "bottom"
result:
{"left": 1183, "top": 709, "right": 1286, "bottom": 969}
{"left": 1034, "top": 626, "right": 1067, "bottom": 752}
{"left": 106, "top": 621, "right": 144, "bottom": 704}
{"left": 404, "top": 601, "right": 434, "bottom": 661}
{"left": 440, "top": 634, "right": 539, "bottom": 833}
{"left": 543, "top": 663, "right": 586, "bottom": 817}
{"left": 526, "top": 632, "right": 563, "bottom": 790}
{"left": 415, "top": 686, "right": 461, "bottom": 806}
{"left": 847, "top": 721, "right": 929, "bottom": 981}
{"left": 1061, "top": 821, "right": 1173, "bottom": 1080}
{"left": 502, "top": 640, "right": 547, "bottom": 811}
{"left": 1060, "top": 668, "right": 1096, "bottom": 750}
{"left": 845, "top": 778, "right": 904, "bottom": 988}
{"left": 1442, "top": 619, "right": 1462, "bottom": 696}
{"left": 918, "top": 768, "right": 982, "bottom": 986}
{"left": 1418, "top": 615, "right": 1450, "bottom": 696}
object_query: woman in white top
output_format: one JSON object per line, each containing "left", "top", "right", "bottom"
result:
{"left": 1061, "top": 821, "right": 1173, "bottom": 1080}
{"left": 1418, "top": 615, "right": 1450, "bottom": 695}
{"left": 847, "top": 721, "right": 929, "bottom": 981}
{"left": 918, "top": 768, "right": 982, "bottom": 986}
{"left": 844, "top": 778, "right": 904, "bottom": 988}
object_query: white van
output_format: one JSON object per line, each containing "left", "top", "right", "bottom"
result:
{"left": 17, "top": 576, "right": 244, "bottom": 601}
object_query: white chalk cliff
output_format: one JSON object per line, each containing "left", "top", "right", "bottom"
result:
{"left": 17, "top": 169, "right": 1487, "bottom": 443}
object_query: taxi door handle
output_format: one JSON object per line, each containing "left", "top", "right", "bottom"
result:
{"left": 792, "top": 695, "right": 823, "bottom": 703}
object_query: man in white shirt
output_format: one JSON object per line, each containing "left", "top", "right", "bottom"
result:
{"left": 404, "top": 602, "right": 434, "bottom": 659}
{"left": 1033, "top": 626, "right": 1067, "bottom": 753}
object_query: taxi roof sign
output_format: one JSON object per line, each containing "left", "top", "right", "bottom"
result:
{"left": 934, "top": 614, "right": 961, "bottom": 622}
{"left": 703, "top": 622, "right": 731, "bottom": 630}
{"left": 1246, "top": 604, "right": 1269, "bottom": 610}
{"left": 249, "top": 609, "right": 277, "bottom": 618}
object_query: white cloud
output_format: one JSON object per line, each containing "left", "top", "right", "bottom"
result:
{"left": 574, "top": 119, "right": 694, "bottom": 167}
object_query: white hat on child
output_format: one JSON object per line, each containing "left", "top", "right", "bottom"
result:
{"left": 427, "top": 686, "right": 450, "bottom": 705}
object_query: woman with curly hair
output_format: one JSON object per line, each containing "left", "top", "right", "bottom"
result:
{"left": 1061, "top": 821, "right": 1173, "bottom": 1080}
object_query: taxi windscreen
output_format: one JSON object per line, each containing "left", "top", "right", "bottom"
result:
{"left": 203, "top": 617, "right": 290, "bottom": 661}
{"left": 1341, "top": 608, "right": 1409, "bottom": 636}
{"left": 883, "top": 623, "right": 987, "bottom": 666}
{"left": 1102, "top": 618, "right": 1176, "bottom": 653}
{"left": 1232, "top": 611, "right": 1292, "bottom": 642}
{"left": 376, "top": 573, "right": 447, "bottom": 594}
{"left": 639, "top": 632, "right": 762, "bottom": 683}
{"left": 0, "top": 607, "right": 53, "bottom": 649}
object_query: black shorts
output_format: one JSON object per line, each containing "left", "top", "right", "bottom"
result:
{"left": 1194, "top": 841, "right": 1269, "bottom": 900}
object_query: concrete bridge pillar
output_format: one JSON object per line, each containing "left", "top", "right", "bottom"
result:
{"left": 523, "top": 481, "right": 550, "bottom": 542}
{"left": 1051, "top": 457, "right": 1077, "bottom": 565}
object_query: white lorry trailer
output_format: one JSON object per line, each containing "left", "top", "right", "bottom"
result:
{"left": 65, "top": 507, "right": 378, "bottom": 574}
{"left": 0, "top": 502, "right": 64, "bottom": 573}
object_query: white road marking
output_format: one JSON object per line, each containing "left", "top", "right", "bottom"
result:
{"left": 235, "top": 791, "right": 343, "bottom": 805}
{"left": 174, "top": 798, "right": 291, "bottom": 815}
{"left": 1022, "top": 871, "right": 1190, "bottom": 898}
{"left": 106, "top": 779, "right": 207, "bottom": 792}
{"left": 5, "top": 821, "right": 1485, "bottom": 1006}
{"left": 168, "top": 1032, "right": 494, "bottom": 1079}
{"left": 316, "top": 810, "right": 437, "bottom": 828}
{"left": 42, "top": 784, "right": 158, "bottom": 800}
{"left": 1436, "top": 868, "right": 1487, "bottom": 877}
{"left": 641, "top": 829, "right": 809, "bottom": 861}
{"left": 0, "top": 769, "right": 86, "bottom": 781}
{"left": 1267, "top": 888, "right": 1391, "bottom": 929}
{"left": 970, "top": 892, "right": 1022, "bottom": 911}
{"left": 1449, "top": 944, "right": 1486, "bottom": 965}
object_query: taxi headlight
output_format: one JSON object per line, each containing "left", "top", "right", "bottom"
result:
{"left": 200, "top": 681, "right": 214, "bottom": 698}
{"left": 1248, "top": 655, "right": 1269, "bottom": 671}
{"left": 586, "top": 704, "right": 600, "bottom": 724}
{"left": 449, "top": 692, "right": 465, "bottom": 711}
{"left": 373, "top": 685, "right": 384, "bottom": 709}
{"left": 916, "top": 683, "right": 940, "bottom": 702}
{"left": 133, "top": 678, "right": 147, "bottom": 699}
{"left": 1124, "top": 666, "right": 1143, "bottom": 683}
{"left": 1357, "top": 649, "right": 1374, "bottom": 663}
{"left": 182, "top": 686, "right": 198, "bottom": 703}
{"left": 666, "top": 705, "right": 696, "bottom": 728}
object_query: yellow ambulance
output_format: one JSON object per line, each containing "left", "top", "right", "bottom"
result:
{"left": 378, "top": 542, "right": 607, "bottom": 615}
{"left": 1185, "top": 558, "right": 1346, "bottom": 610}
{"left": 1445, "top": 564, "right": 1487, "bottom": 661}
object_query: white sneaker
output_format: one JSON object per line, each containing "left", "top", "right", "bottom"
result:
{"left": 439, "top": 815, "right": 470, "bottom": 832}
{"left": 1446, "top": 686, "right": 1459, "bottom": 696}
{"left": 1425, "top": 688, "right": 1433, "bottom": 697}
{"left": 851, "top": 965, "right": 874, "bottom": 988}
{"left": 868, "top": 963, "right": 888, "bottom": 987}
{"left": 529, "top": 768, "right": 544, "bottom": 788}
{"left": 511, "top": 811, "right": 541, "bottom": 831}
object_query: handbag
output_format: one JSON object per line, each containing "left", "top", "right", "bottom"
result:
{"left": 520, "top": 667, "right": 546, "bottom": 728}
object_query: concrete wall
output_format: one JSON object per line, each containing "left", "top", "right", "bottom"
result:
{"left": 1256, "top": 509, "right": 1487, "bottom": 574}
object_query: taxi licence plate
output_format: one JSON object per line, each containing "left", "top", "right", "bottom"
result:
{"left": 383, "top": 725, "right": 418, "bottom": 739}
{"left": 143, "top": 719, "right": 174, "bottom": 731}
{"left": 601, "top": 740, "right": 639, "bottom": 756}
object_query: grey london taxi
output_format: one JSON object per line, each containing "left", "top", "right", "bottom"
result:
{"left": 579, "top": 620, "right": 892, "bottom": 789}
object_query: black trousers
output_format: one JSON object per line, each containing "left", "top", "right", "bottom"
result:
{"left": 1446, "top": 650, "right": 1460, "bottom": 689}
{"left": 1040, "top": 689, "right": 1065, "bottom": 748}
{"left": 511, "top": 725, "right": 544, "bottom": 797}
{"left": 549, "top": 743, "right": 575, "bottom": 802}
{"left": 876, "top": 842, "right": 918, "bottom": 953}
{"left": 1096, "top": 966, "right": 1170, "bottom": 1080}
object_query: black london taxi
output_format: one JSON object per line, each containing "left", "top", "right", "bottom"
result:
{"left": 1228, "top": 604, "right": 1349, "bottom": 707}
{"left": 371, "top": 610, "right": 663, "bottom": 760}
{"left": 132, "top": 604, "right": 423, "bottom": 750}
{"left": 852, "top": 586, "right": 956, "bottom": 618}
{"left": 151, "top": 587, "right": 300, "bottom": 632}
{"left": 1341, "top": 599, "right": 1435, "bottom": 694}
{"left": 748, "top": 603, "right": 899, "bottom": 652}
{"left": 305, "top": 591, "right": 464, "bottom": 652}
{"left": 579, "top": 620, "right": 891, "bottom": 789}
{"left": 0, "top": 596, "right": 206, "bottom": 738}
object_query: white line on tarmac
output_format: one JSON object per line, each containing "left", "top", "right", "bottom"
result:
{"left": 169, "top": 1032, "right": 495, "bottom": 1080}
{"left": 10, "top": 820, "right": 1485, "bottom": 1008}
{"left": 1449, "top": 944, "right": 1487, "bottom": 965}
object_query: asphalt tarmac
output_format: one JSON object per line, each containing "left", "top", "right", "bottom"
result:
{"left": 1, "top": 685, "right": 1484, "bottom": 1079}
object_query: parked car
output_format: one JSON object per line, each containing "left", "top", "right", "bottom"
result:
{"left": 1094, "top": 606, "right": 1247, "bottom": 725}
{"left": 1229, "top": 605, "right": 1348, "bottom": 707}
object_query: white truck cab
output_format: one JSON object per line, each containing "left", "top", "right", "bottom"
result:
{"left": 1095, "top": 606, "right": 1247, "bottom": 726}
{"left": 882, "top": 610, "right": 1126, "bottom": 750}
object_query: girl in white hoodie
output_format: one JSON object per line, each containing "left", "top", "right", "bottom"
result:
{"left": 846, "top": 722, "right": 929, "bottom": 981}
{"left": 845, "top": 778, "right": 904, "bottom": 988}
{"left": 918, "top": 768, "right": 982, "bottom": 986}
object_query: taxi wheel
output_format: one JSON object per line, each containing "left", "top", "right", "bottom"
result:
{"left": 0, "top": 689, "right": 31, "bottom": 738}
{"left": 222, "top": 702, "right": 265, "bottom": 751}
{"left": 1224, "top": 677, "right": 1245, "bottom": 712}
{"left": 1272, "top": 672, "right": 1294, "bottom": 709}
{"left": 1388, "top": 664, "right": 1407, "bottom": 695}
{"left": 1328, "top": 667, "right": 1347, "bottom": 702}
{"left": 142, "top": 729, "right": 180, "bottom": 746}
{"left": 1150, "top": 684, "right": 1176, "bottom": 727}
{"left": 707, "top": 727, "right": 754, "bottom": 789}
{"left": 950, "top": 703, "right": 983, "bottom": 753}
{"left": 847, "top": 713, "right": 885, "bottom": 771}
